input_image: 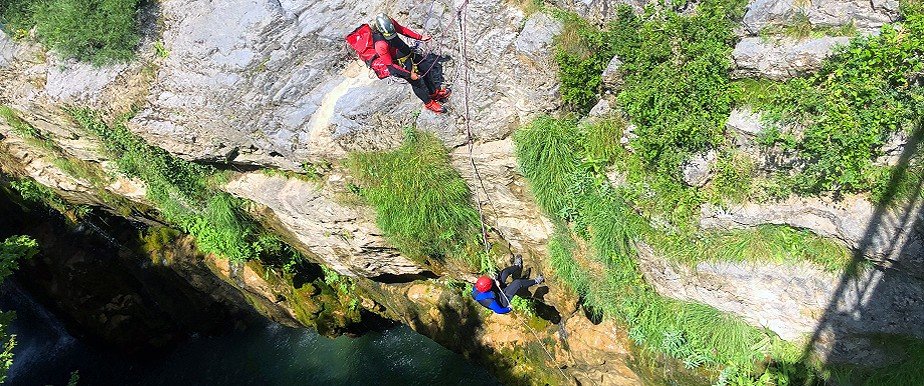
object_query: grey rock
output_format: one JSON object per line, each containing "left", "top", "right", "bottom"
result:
{"left": 700, "top": 194, "right": 924, "bottom": 260}
{"left": 130, "top": 0, "right": 563, "bottom": 169}
{"left": 550, "top": 0, "right": 652, "bottom": 23}
{"left": 874, "top": 131, "right": 908, "bottom": 166}
{"left": 449, "top": 138, "right": 556, "bottom": 252}
{"left": 742, "top": 0, "right": 900, "bottom": 36}
{"left": 601, "top": 55, "right": 623, "bottom": 90}
{"left": 732, "top": 36, "right": 850, "bottom": 80}
{"left": 44, "top": 58, "right": 129, "bottom": 104}
{"left": 681, "top": 150, "right": 717, "bottom": 187}
{"left": 223, "top": 172, "right": 424, "bottom": 277}
{"left": 515, "top": 12, "right": 563, "bottom": 65}
{"left": 636, "top": 241, "right": 924, "bottom": 365}
{"left": 587, "top": 99, "right": 613, "bottom": 119}
{"left": 726, "top": 107, "right": 765, "bottom": 136}
{"left": 620, "top": 123, "right": 637, "bottom": 146}
{"left": 0, "top": 30, "right": 20, "bottom": 67}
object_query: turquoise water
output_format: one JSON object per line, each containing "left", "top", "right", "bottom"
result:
{"left": 2, "top": 282, "right": 500, "bottom": 386}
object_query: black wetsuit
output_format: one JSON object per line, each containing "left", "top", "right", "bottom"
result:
{"left": 373, "top": 31, "right": 438, "bottom": 103}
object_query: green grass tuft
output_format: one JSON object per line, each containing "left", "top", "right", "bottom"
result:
{"left": 513, "top": 116, "right": 582, "bottom": 220}
{"left": 1, "top": 0, "right": 142, "bottom": 64}
{"left": 347, "top": 129, "right": 482, "bottom": 265}
{"left": 68, "top": 108, "right": 278, "bottom": 262}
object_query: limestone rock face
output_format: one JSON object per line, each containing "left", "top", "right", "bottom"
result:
{"left": 129, "top": 0, "right": 563, "bottom": 168}
{"left": 223, "top": 172, "right": 423, "bottom": 277}
{"left": 741, "top": 0, "right": 900, "bottom": 35}
{"left": 681, "top": 150, "right": 717, "bottom": 187}
{"left": 731, "top": 36, "right": 850, "bottom": 80}
{"left": 0, "top": 31, "right": 22, "bottom": 67}
{"left": 449, "top": 138, "right": 555, "bottom": 252}
{"left": 636, "top": 241, "right": 924, "bottom": 366}
{"left": 700, "top": 194, "right": 924, "bottom": 260}
{"left": 601, "top": 55, "right": 623, "bottom": 91}
{"left": 726, "top": 107, "right": 765, "bottom": 137}
{"left": 550, "top": 0, "right": 652, "bottom": 23}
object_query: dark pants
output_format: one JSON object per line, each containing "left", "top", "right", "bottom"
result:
{"left": 495, "top": 265, "right": 537, "bottom": 308}
{"left": 389, "top": 53, "right": 438, "bottom": 103}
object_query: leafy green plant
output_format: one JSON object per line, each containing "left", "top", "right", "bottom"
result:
{"left": 513, "top": 114, "right": 839, "bottom": 383}
{"left": 509, "top": 296, "right": 536, "bottom": 318}
{"left": 8, "top": 178, "right": 70, "bottom": 213}
{"left": 758, "top": 10, "right": 924, "bottom": 194}
{"left": 551, "top": 10, "right": 620, "bottom": 114}
{"left": 612, "top": 0, "right": 742, "bottom": 176}
{"left": 0, "top": 0, "right": 141, "bottom": 63}
{"left": 705, "top": 150, "right": 755, "bottom": 205}
{"left": 347, "top": 129, "right": 481, "bottom": 265}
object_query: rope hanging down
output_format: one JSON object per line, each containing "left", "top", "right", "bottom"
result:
{"left": 453, "top": 3, "right": 581, "bottom": 385}
{"left": 454, "top": 0, "right": 491, "bottom": 255}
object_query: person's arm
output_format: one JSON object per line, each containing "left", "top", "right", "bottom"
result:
{"left": 391, "top": 18, "right": 430, "bottom": 41}
{"left": 374, "top": 40, "right": 413, "bottom": 77}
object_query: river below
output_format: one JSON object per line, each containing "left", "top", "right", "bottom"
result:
{"left": 1, "top": 280, "right": 500, "bottom": 386}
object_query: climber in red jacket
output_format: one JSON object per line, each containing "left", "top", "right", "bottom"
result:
{"left": 371, "top": 13, "right": 450, "bottom": 114}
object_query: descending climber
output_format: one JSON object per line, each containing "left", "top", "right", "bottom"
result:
{"left": 472, "top": 255, "right": 544, "bottom": 314}
{"left": 345, "top": 13, "right": 450, "bottom": 113}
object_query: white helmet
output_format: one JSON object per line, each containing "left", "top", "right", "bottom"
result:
{"left": 374, "top": 13, "right": 397, "bottom": 39}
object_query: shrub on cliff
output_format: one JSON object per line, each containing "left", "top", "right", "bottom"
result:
{"left": 758, "top": 8, "right": 924, "bottom": 195}
{"left": 68, "top": 108, "right": 285, "bottom": 262}
{"left": 0, "top": 0, "right": 141, "bottom": 64}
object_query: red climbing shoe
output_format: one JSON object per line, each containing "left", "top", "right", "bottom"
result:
{"left": 424, "top": 100, "right": 445, "bottom": 114}
{"left": 429, "top": 87, "right": 452, "bottom": 102}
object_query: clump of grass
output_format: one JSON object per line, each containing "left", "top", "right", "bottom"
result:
{"left": 582, "top": 118, "right": 623, "bottom": 165}
{"left": 657, "top": 225, "right": 857, "bottom": 273}
{"left": 0, "top": 0, "right": 142, "bottom": 64}
{"left": 730, "top": 78, "right": 787, "bottom": 109}
{"left": 705, "top": 150, "right": 755, "bottom": 205}
{"left": 513, "top": 116, "right": 582, "bottom": 219}
{"left": 347, "top": 129, "right": 481, "bottom": 265}
{"left": 68, "top": 108, "right": 279, "bottom": 262}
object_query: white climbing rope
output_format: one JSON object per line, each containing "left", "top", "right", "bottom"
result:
{"left": 451, "top": 5, "right": 598, "bottom": 385}
{"left": 454, "top": 0, "right": 491, "bottom": 255}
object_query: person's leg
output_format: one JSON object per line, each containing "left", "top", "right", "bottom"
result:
{"left": 496, "top": 265, "right": 521, "bottom": 285}
{"left": 405, "top": 78, "right": 431, "bottom": 103}
{"left": 416, "top": 54, "right": 437, "bottom": 94}
{"left": 400, "top": 59, "right": 432, "bottom": 103}
{"left": 501, "top": 278, "right": 537, "bottom": 304}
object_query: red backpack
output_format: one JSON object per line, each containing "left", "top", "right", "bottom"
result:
{"left": 345, "top": 24, "right": 390, "bottom": 79}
